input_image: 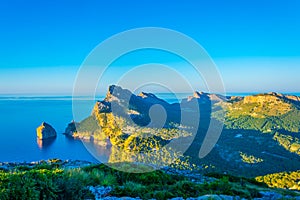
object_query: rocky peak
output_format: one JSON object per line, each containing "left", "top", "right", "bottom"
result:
{"left": 210, "top": 94, "right": 228, "bottom": 102}
{"left": 186, "top": 91, "right": 207, "bottom": 101}
{"left": 193, "top": 91, "right": 206, "bottom": 98}
{"left": 186, "top": 91, "right": 226, "bottom": 103}
{"left": 91, "top": 85, "right": 181, "bottom": 126}
{"left": 105, "top": 85, "right": 133, "bottom": 102}
{"left": 268, "top": 92, "right": 282, "bottom": 97}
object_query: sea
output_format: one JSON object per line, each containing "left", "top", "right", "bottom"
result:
{"left": 1, "top": 92, "right": 299, "bottom": 163}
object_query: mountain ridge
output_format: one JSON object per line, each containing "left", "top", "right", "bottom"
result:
{"left": 65, "top": 85, "right": 300, "bottom": 178}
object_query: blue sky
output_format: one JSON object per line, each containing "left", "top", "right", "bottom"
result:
{"left": 0, "top": 0, "right": 300, "bottom": 94}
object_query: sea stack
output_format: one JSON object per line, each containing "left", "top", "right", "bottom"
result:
{"left": 36, "top": 122, "right": 57, "bottom": 140}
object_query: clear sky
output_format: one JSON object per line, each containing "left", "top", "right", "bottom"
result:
{"left": 0, "top": 0, "right": 300, "bottom": 94}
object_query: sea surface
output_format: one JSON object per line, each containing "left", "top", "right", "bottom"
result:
{"left": 0, "top": 96, "right": 101, "bottom": 162}
{"left": 1, "top": 92, "right": 299, "bottom": 163}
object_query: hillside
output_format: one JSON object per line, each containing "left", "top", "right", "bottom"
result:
{"left": 65, "top": 85, "right": 300, "bottom": 181}
{"left": 215, "top": 92, "right": 300, "bottom": 133}
{"left": 66, "top": 85, "right": 195, "bottom": 170}
{"left": 2, "top": 160, "right": 300, "bottom": 199}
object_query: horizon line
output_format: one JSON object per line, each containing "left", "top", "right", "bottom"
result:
{"left": 1, "top": 91, "right": 300, "bottom": 98}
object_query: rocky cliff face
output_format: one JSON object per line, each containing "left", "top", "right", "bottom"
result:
{"left": 93, "top": 85, "right": 182, "bottom": 127}
{"left": 36, "top": 122, "right": 57, "bottom": 140}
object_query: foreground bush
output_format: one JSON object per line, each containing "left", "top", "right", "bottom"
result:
{"left": 0, "top": 161, "right": 298, "bottom": 199}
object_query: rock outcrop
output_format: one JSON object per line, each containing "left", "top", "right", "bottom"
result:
{"left": 36, "top": 122, "right": 57, "bottom": 140}
{"left": 94, "top": 85, "right": 181, "bottom": 126}
{"left": 182, "top": 91, "right": 228, "bottom": 104}
{"left": 64, "top": 121, "right": 78, "bottom": 137}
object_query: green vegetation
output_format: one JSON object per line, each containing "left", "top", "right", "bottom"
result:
{"left": 239, "top": 152, "right": 263, "bottom": 164}
{"left": 2, "top": 161, "right": 294, "bottom": 199}
{"left": 256, "top": 170, "right": 300, "bottom": 190}
{"left": 227, "top": 94, "right": 292, "bottom": 118}
{"left": 213, "top": 94, "right": 300, "bottom": 133}
{"left": 108, "top": 146, "right": 197, "bottom": 171}
{"left": 188, "top": 127, "right": 300, "bottom": 177}
{"left": 223, "top": 111, "right": 300, "bottom": 133}
{"left": 68, "top": 89, "right": 300, "bottom": 182}
{"left": 273, "top": 132, "right": 300, "bottom": 155}
{"left": 0, "top": 165, "right": 93, "bottom": 199}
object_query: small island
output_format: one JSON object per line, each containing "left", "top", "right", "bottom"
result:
{"left": 36, "top": 122, "right": 57, "bottom": 140}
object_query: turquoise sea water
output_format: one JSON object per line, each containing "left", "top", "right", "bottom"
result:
{"left": 0, "top": 97, "right": 99, "bottom": 162}
{"left": 0, "top": 92, "right": 299, "bottom": 162}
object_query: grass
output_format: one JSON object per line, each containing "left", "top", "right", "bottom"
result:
{"left": 256, "top": 170, "right": 300, "bottom": 190}
{"left": 1, "top": 161, "right": 299, "bottom": 199}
